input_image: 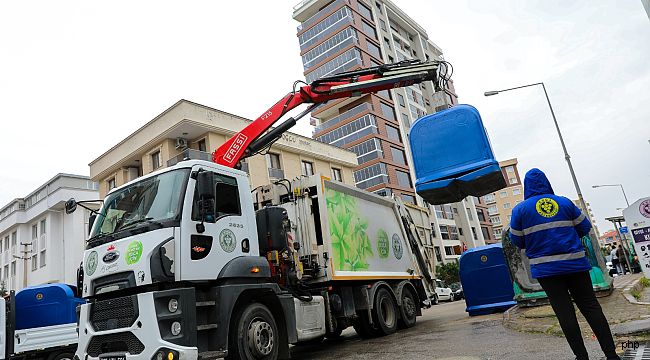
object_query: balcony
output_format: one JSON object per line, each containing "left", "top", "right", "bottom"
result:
{"left": 314, "top": 103, "right": 372, "bottom": 134}
{"left": 268, "top": 168, "right": 285, "bottom": 180}
{"left": 167, "top": 148, "right": 212, "bottom": 167}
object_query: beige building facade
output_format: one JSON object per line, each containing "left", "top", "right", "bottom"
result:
{"left": 89, "top": 100, "right": 358, "bottom": 196}
{"left": 482, "top": 158, "right": 524, "bottom": 241}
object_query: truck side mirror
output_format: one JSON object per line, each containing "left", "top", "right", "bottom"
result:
{"left": 196, "top": 172, "right": 216, "bottom": 232}
{"left": 65, "top": 198, "right": 77, "bottom": 214}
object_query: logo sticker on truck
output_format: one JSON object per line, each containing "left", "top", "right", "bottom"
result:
{"left": 125, "top": 241, "right": 144, "bottom": 265}
{"left": 392, "top": 234, "right": 403, "bottom": 260}
{"left": 220, "top": 229, "right": 236, "bottom": 253}
{"left": 86, "top": 251, "right": 99, "bottom": 276}
{"left": 377, "top": 229, "right": 390, "bottom": 259}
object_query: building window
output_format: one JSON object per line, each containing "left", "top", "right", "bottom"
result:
{"left": 396, "top": 170, "right": 412, "bottom": 188}
{"left": 198, "top": 139, "right": 207, "bottom": 152}
{"left": 449, "top": 226, "right": 459, "bottom": 240}
{"left": 267, "top": 153, "right": 281, "bottom": 169}
{"left": 316, "top": 114, "right": 378, "bottom": 147}
{"left": 444, "top": 246, "right": 455, "bottom": 256}
{"left": 401, "top": 113, "right": 411, "bottom": 129}
{"left": 506, "top": 166, "right": 515, "bottom": 173}
{"left": 11, "top": 261, "right": 16, "bottom": 276}
{"left": 3, "top": 236, "right": 8, "bottom": 251}
{"left": 512, "top": 187, "right": 522, "bottom": 196}
{"left": 383, "top": 37, "right": 391, "bottom": 50}
{"left": 434, "top": 247, "right": 442, "bottom": 262}
{"left": 379, "top": 18, "right": 386, "bottom": 31}
{"left": 483, "top": 193, "right": 495, "bottom": 203}
{"left": 107, "top": 178, "right": 116, "bottom": 190}
{"left": 401, "top": 194, "right": 415, "bottom": 204}
{"left": 481, "top": 226, "right": 490, "bottom": 240}
{"left": 151, "top": 151, "right": 161, "bottom": 170}
{"left": 504, "top": 203, "right": 511, "bottom": 209}
{"left": 490, "top": 216, "right": 501, "bottom": 225}
{"left": 487, "top": 205, "right": 498, "bottom": 215}
{"left": 3, "top": 265, "right": 7, "bottom": 280}
{"left": 354, "top": 163, "right": 389, "bottom": 189}
{"left": 494, "top": 228, "right": 503, "bottom": 238}
{"left": 471, "top": 227, "right": 478, "bottom": 240}
{"left": 40, "top": 219, "right": 46, "bottom": 235}
{"left": 32, "top": 224, "right": 38, "bottom": 241}
{"left": 366, "top": 41, "right": 381, "bottom": 58}
{"left": 391, "top": 147, "right": 406, "bottom": 165}
{"left": 332, "top": 168, "right": 343, "bottom": 181}
{"left": 477, "top": 210, "right": 486, "bottom": 222}
{"left": 0, "top": 238, "right": 3, "bottom": 254}
{"left": 466, "top": 208, "right": 473, "bottom": 221}
{"left": 357, "top": 2, "right": 373, "bottom": 20}
{"left": 385, "top": 125, "right": 400, "bottom": 141}
{"left": 40, "top": 250, "right": 46, "bottom": 267}
{"left": 499, "top": 191, "right": 507, "bottom": 198}
{"left": 444, "top": 205, "right": 454, "bottom": 220}
{"left": 380, "top": 102, "right": 395, "bottom": 120}
{"left": 362, "top": 21, "right": 378, "bottom": 40}
{"left": 434, "top": 205, "right": 444, "bottom": 219}
{"left": 458, "top": 227, "right": 464, "bottom": 236}
{"left": 349, "top": 138, "right": 383, "bottom": 164}
{"left": 397, "top": 93, "right": 405, "bottom": 107}
{"left": 301, "top": 161, "right": 315, "bottom": 176}
{"left": 31, "top": 255, "right": 38, "bottom": 271}
{"left": 11, "top": 231, "right": 16, "bottom": 248}
{"left": 440, "top": 225, "right": 449, "bottom": 240}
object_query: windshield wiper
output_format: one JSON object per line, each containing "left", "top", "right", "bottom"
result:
{"left": 118, "top": 217, "right": 166, "bottom": 233}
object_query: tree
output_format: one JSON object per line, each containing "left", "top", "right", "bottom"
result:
{"left": 436, "top": 261, "right": 460, "bottom": 285}
{"left": 0, "top": 281, "right": 7, "bottom": 298}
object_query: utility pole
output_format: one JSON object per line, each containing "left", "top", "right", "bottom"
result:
{"left": 14, "top": 241, "right": 33, "bottom": 289}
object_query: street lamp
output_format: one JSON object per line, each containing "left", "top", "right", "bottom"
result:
{"left": 592, "top": 184, "right": 630, "bottom": 207}
{"left": 484, "top": 82, "right": 589, "bottom": 214}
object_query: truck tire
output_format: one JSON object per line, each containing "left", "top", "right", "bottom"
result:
{"left": 227, "top": 303, "right": 279, "bottom": 360}
{"left": 398, "top": 286, "right": 417, "bottom": 329}
{"left": 372, "top": 288, "right": 397, "bottom": 335}
{"left": 51, "top": 353, "right": 75, "bottom": 360}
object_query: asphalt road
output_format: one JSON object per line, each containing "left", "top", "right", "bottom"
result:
{"left": 291, "top": 299, "right": 610, "bottom": 360}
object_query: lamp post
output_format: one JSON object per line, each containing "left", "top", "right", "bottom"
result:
{"left": 484, "top": 82, "right": 589, "bottom": 215}
{"left": 592, "top": 184, "right": 630, "bottom": 207}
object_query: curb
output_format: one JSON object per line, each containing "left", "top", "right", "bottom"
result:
{"left": 622, "top": 278, "right": 650, "bottom": 305}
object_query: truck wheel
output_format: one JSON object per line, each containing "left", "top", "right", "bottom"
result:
{"left": 372, "top": 288, "right": 397, "bottom": 336}
{"left": 398, "top": 287, "right": 417, "bottom": 329}
{"left": 52, "top": 353, "right": 74, "bottom": 360}
{"left": 228, "top": 303, "right": 279, "bottom": 360}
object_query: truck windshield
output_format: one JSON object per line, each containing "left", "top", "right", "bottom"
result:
{"left": 89, "top": 169, "right": 190, "bottom": 242}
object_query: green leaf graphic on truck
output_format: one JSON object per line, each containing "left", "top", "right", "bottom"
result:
{"left": 326, "top": 189, "right": 373, "bottom": 271}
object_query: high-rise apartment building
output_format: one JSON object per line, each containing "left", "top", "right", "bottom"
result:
{"left": 482, "top": 158, "right": 524, "bottom": 242}
{"left": 573, "top": 199, "right": 600, "bottom": 239}
{"left": 292, "top": 0, "right": 492, "bottom": 255}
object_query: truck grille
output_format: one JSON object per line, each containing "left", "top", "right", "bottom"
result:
{"left": 86, "top": 332, "right": 145, "bottom": 357}
{"left": 90, "top": 295, "right": 139, "bottom": 331}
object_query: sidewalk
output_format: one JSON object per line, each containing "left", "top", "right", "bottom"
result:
{"left": 503, "top": 274, "right": 650, "bottom": 344}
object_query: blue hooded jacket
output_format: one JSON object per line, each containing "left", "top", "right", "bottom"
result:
{"left": 509, "top": 168, "right": 592, "bottom": 278}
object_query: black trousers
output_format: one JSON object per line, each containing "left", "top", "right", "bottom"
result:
{"left": 537, "top": 271, "right": 618, "bottom": 360}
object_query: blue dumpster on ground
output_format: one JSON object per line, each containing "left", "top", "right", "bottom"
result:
{"left": 14, "top": 283, "right": 85, "bottom": 330}
{"left": 459, "top": 243, "right": 516, "bottom": 316}
{"left": 409, "top": 104, "right": 506, "bottom": 205}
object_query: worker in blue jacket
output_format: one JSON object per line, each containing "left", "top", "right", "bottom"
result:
{"left": 510, "top": 168, "right": 619, "bottom": 360}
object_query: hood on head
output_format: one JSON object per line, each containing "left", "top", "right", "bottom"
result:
{"left": 523, "top": 168, "right": 554, "bottom": 199}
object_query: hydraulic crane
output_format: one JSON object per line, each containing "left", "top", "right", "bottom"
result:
{"left": 212, "top": 59, "right": 452, "bottom": 168}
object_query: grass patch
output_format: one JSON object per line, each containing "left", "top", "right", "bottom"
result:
{"left": 640, "top": 277, "right": 650, "bottom": 288}
{"left": 631, "top": 289, "right": 642, "bottom": 300}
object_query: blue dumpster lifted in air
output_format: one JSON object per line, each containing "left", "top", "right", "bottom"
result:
{"left": 409, "top": 105, "right": 506, "bottom": 205}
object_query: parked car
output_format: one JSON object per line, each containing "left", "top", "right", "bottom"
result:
{"left": 450, "top": 282, "right": 464, "bottom": 300}
{"left": 435, "top": 279, "right": 455, "bottom": 302}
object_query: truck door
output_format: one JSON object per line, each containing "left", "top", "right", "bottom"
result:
{"left": 180, "top": 169, "right": 257, "bottom": 280}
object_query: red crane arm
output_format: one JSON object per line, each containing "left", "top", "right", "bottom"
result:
{"left": 213, "top": 60, "right": 448, "bottom": 168}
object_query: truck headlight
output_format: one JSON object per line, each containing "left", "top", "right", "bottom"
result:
{"left": 171, "top": 321, "right": 182, "bottom": 336}
{"left": 168, "top": 298, "right": 178, "bottom": 313}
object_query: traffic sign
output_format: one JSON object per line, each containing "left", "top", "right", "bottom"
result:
{"left": 621, "top": 226, "right": 629, "bottom": 234}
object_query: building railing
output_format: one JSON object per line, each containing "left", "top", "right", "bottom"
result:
{"left": 314, "top": 103, "right": 372, "bottom": 134}
{"left": 167, "top": 148, "right": 212, "bottom": 167}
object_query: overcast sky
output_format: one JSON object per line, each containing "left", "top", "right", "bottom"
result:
{"left": 1, "top": 1, "right": 648, "bottom": 234}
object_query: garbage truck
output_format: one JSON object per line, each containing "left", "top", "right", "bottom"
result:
{"left": 1, "top": 284, "right": 83, "bottom": 360}
{"left": 66, "top": 60, "right": 462, "bottom": 360}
